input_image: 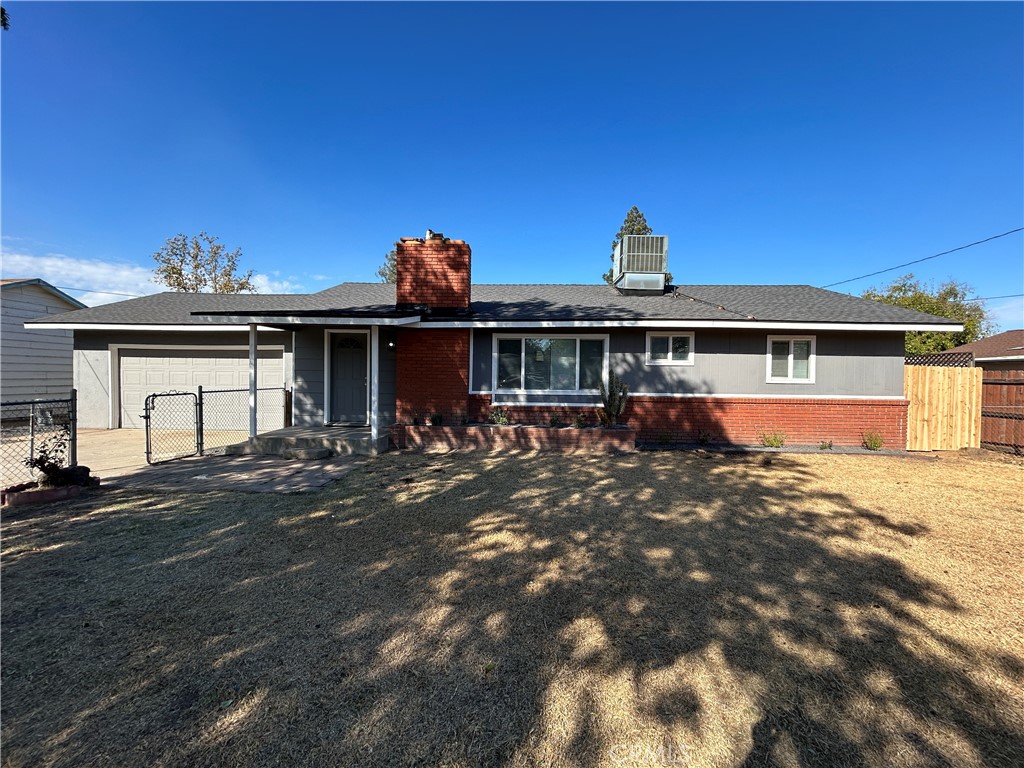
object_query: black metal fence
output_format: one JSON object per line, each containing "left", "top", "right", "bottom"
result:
{"left": 143, "top": 387, "right": 290, "bottom": 464}
{"left": 0, "top": 391, "right": 77, "bottom": 487}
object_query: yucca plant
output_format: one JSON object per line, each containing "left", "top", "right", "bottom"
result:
{"left": 598, "top": 372, "right": 629, "bottom": 426}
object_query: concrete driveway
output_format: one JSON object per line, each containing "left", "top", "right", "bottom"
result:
{"left": 77, "top": 429, "right": 149, "bottom": 477}
{"left": 75, "top": 428, "right": 366, "bottom": 493}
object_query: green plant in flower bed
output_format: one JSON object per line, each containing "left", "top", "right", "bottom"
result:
{"left": 862, "top": 431, "right": 885, "bottom": 451}
{"left": 429, "top": 413, "right": 443, "bottom": 426}
{"left": 758, "top": 430, "right": 786, "bottom": 448}
{"left": 23, "top": 430, "right": 94, "bottom": 488}
{"left": 697, "top": 430, "right": 713, "bottom": 446}
{"left": 490, "top": 407, "right": 511, "bottom": 426}
{"left": 571, "top": 413, "right": 586, "bottom": 429}
{"left": 819, "top": 440, "right": 833, "bottom": 450}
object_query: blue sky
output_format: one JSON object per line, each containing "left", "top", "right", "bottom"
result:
{"left": 2, "top": 2, "right": 1022, "bottom": 328}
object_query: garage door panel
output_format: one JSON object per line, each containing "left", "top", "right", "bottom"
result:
{"left": 119, "top": 349, "right": 284, "bottom": 429}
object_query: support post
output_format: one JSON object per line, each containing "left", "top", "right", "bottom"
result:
{"left": 69, "top": 388, "right": 78, "bottom": 467}
{"left": 197, "top": 385, "right": 205, "bottom": 456}
{"left": 248, "top": 324, "right": 258, "bottom": 439}
{"left": 370, "top": 326, "right": 380, "bottom": 451}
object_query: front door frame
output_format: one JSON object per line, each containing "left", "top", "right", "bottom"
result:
{"left": 323, "top": 329, "right": 371, "bottom": 426}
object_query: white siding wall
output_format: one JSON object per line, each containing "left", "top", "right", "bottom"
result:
{"left": 1, "top": 285, "right": 79, "bottom": 401}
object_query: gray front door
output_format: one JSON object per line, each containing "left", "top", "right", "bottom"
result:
{"left": 330, "top": 334, "right": 367, "bottom": 423}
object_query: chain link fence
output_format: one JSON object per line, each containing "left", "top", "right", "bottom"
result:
{"left": 1, "top": 393, "right": 77, "bottom": 487}
{"left": 143, "top": 392, "right": 200, "bottom": 464}
{"left": 141, "top": 387, "right": 290, "bottom": 463}
{"left": 198, "top": 387, "right": 287, "bottom": 453}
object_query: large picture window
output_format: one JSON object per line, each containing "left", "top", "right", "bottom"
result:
{"left": 766, "top": 335, "right": 816, "bottom": 383}
{"left": 495, "top": 336, "right": 606, "bottom": 392}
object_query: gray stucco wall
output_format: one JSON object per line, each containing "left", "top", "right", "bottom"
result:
{"left": 73, "top": 330, "right": 292, "bottom": 429}
{"left": 470, "top": 328, "right": 905, "bottom": 400}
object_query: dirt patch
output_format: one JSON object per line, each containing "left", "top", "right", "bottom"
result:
{"left": 2, "top": 450, "right": 1022, "bottom": 767}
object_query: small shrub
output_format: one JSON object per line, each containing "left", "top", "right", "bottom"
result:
{"left": 758, "top": 430, "right": 786, "bottom": 448}
{"left": 598, "top": 372, "right": 629, "bottom": 426}
{"left": 819, "top": 440, "right": 833, "bottom": 451}
{"left": 863, "top": 431, "right": 884, "bottom": 451}
{"left": 696, "top": 430, "right": 713, "bottom": 446}
{"left": 548, "top": 415, "right": 564, "bottom": 428}
{"left": 571, "top": 413, "right": 586, "bottom": 429}
{"left": 658, "top": 432, "right": 671, "bottom": 445}
{"left": 490, "top": 407, "right": 511, "bottom": 426}
{"left": 429, "top": 413, "right": 443, "bottom": 426}
{"left": 23, "top": 429, "right": 93, "bottom": 488}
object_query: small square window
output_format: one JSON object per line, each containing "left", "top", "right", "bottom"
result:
{"left": 766, "top": 336, "right": 816, "bottom": 383}
{"left": 646, "top": 333, "right": 694, "bottom": 366}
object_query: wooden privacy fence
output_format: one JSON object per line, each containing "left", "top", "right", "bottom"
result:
{"left": 904, "top": 365, "right": 982, "bottom": 451}
{"left": 981, "top": 370, "right": 1024, "bottom": 454}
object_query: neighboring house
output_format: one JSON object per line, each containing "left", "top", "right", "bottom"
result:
{"left": 1, "top": 278, "right": 86, "bottom": 402}
{"left": 936, "top": 329, "right": 1024, "bottom": 372}
{"left": 26, "top": 232, "right": 962, "bottom": 448}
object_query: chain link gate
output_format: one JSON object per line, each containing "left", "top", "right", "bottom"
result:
{"left": 142, "top": 392, "right": 200, "bottom": 464}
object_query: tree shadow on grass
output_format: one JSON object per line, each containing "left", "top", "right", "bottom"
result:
{"left": 1, "top": 452, "right": 1022, "bottom": 767}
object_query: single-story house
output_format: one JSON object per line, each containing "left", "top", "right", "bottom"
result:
{"left": 2, "top": 278, "right": 86, "bottom": 402}
{"left": 26, "top": 231, "right": 962, "bottom": 449}
{"left": 935, "top": 329, "right": 1024, "bottom": 373}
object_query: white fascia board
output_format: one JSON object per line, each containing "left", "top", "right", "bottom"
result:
{"left": 188, "top": 315, "right": 421, "bottom": 326}
{"left": 974, "top": 355, "right": 1024, "bottom": 362}
{"left": 24, "top": 323, "right": 282, "bottom": 332}
{"left": 414, "top": 319, "right": 964, "bottom": 332}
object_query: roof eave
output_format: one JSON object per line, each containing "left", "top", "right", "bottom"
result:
{"left": 3, "top": 278, "right": 87, "bottom": 309}
{"left": 188, "top": 314, "right": 422, "bottom": 326}
{"left": 412, "top": 319, "right": 965, "bottom": 331}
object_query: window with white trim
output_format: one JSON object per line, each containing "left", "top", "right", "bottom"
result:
{"left": 766, "top": 335, "right": 816, "bottom": 383}
{"left": 495, "top": 336, "right": 606, "bottom": 392}
{"left": 646, "top": 332, "right": 694, "bottom": 366}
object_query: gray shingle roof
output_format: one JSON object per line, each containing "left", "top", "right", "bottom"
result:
{"left": 29, "top": 283, "right": 960, "bottom": 326}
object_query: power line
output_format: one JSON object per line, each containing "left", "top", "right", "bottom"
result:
{"left": 821, "top": 227, "right": 1024, "bottom": 289}
{"left": 965, "top": 294, "right": 1024, "bottom": 302}
{"left": 54, "top": 285, "right": 144, "bottom": 298}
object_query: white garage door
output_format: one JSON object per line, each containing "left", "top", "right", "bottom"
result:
{"left": 119, "top": 349, "right": 284, "bottom": 428}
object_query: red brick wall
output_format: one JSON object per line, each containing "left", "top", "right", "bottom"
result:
{"left": 464, "top": 394, "right": 908, "bottom": 448}
{"left": 396, "top": 235, "right": 471, "bottom": 310}
{"left": 395, "top": 328, "right": 470, "bottom": 425}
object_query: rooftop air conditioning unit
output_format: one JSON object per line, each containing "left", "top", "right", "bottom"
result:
{"left": 613, "top": 234, "right": 669, "bottom": 293}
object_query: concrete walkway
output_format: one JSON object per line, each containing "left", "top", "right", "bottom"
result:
{"left": 76, "top": 428, "right": 368, "bottom": 493}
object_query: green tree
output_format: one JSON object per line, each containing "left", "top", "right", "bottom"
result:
{"left": 603, "top": 206, "right": 652, "bottom": 285}
{"left": 376, "top": 248, "right": 397, "bottom": 283}
{"left": 861, "top": 274, "right": 993, "bottom": 354}
{"left": 153, "top": 232, "right": 257, "bottom": 293}
{"left": 1, "top": 6, "right": 10, "bottom": 31}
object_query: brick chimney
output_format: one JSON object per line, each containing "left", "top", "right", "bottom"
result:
{"left": 395, "top": 230, "right": 471, "bottom": 312}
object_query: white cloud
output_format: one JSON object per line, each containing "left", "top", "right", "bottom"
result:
{"left": 1, "top": 249, "right": 161, "bottom": 306}
{"left": 251, "top": 273, "right": 303, "bottom": 294}
{"left": 1, "top": 247, "right": 303, "bottom": 305}
{"left": 987, "top": 297, "right": 1024, "bottom": 332}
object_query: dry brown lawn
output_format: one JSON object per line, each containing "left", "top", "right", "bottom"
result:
{"left": 2, "top": 449, "right": 1022, "bottom": 767}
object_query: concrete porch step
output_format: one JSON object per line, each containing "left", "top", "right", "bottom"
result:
{"left": 222, "top": 427, "right": 388, "bottom": 458}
